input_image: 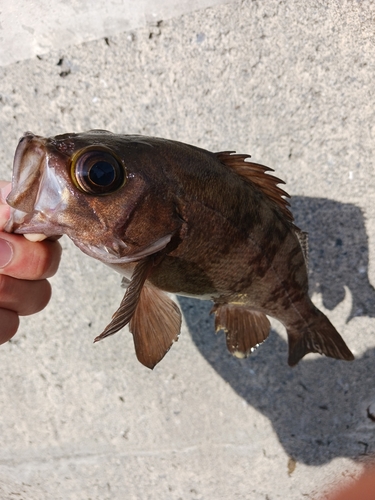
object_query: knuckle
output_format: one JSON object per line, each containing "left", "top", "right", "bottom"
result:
{"left": 0, "top": 274, "right": 13, "bottom": 297}
{"left": 31, "top": 280, "right": 52, "bottom": 314}
{"left": 29, "top": 241, "right": 62, "bottom": 279}
{"left": 14, "top": 279, "right": 51, "bottom": 316}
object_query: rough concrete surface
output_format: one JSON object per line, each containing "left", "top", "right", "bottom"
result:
{"left": 0, "top": 0, "right": 375, "bottom": 499}
{"left": 0, "top": 0, "right": 229, "bottom": 66}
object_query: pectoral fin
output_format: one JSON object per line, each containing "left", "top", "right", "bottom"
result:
{"left": 129, "top": 286, "right": 181, "bottom": 369}
{"left": 94, "top": 255, "right": 181, "bottom": 369}
{"left": 94, "top": 256, "right": 153, "bottom": 342}
{"left": 212, "top": 304, "right": 270, "bottom": 358}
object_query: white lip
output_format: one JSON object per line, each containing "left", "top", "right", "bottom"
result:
{"left": 24, "top": 233, "right": 48, "bottom": 242}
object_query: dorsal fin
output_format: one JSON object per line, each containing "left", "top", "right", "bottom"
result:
{"left": 215, "top": 151, "right": 294, "bottom": 223}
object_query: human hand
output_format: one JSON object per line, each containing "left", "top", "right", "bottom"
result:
{"left": 323, "top": 467, "right": 375, "bottom": 500}
{"left": 0, "top": 181, "right": 62, "bottom": 343}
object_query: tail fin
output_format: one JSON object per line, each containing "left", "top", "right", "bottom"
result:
{"left": 287, "top": 310, "right": 354, "bottom": 366}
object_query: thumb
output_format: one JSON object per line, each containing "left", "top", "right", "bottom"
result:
{"left": 0, "top": 181, "right": 12, "bottom": 230}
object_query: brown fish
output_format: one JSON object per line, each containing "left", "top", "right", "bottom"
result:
{"left": 5, "top": 130, "right": 354, "bottom": 368}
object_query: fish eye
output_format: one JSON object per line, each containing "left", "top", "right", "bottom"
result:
{"left": 71, "top": 148, "right": 125, "bottom": 195}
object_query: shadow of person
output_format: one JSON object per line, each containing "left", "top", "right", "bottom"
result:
{"left": 177, "top": 196, "right": 375, "bottom": 466}
{"left": 178, "top": 296, "right": 375, "bottom": 466}
{"left": 291, "top": 197, "right": 375, "bottom": 320}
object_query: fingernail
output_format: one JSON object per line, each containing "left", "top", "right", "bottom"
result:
{"left": 0, "top": 238, "right": 13, "bottom": 268}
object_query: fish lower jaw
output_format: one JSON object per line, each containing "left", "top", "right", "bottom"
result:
{"left": 5, "top": 217, "right": 60, "bottom": 241}
{"left": 5, "top": 208, "right": 63, "bottom": 241}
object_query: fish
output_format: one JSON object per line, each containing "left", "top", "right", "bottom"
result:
{"left": 4, "top": 130, "right": 354, "bottom": 369}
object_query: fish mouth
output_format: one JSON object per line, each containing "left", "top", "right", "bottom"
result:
{"left": 4, "top": 132, "right": 65, "bottom": 238}
{"left": 7, "top": 133, "right": 46, "bottom": 212}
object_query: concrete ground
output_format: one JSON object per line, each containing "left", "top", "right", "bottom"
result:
{"left": 0, "top": 0, "right": 375, "bottom": 498}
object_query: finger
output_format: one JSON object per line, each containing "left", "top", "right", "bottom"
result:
{"left": 0, "top": 206, "right": 10, "bottom": 230}
{"left": 0, "top": 181, "right": 11, "bottom": 199}
{"left": 0, "top": 308, "right": 19, "bottom": 344}
{"left": 0, "top": 182, "right": 11, "bottom": 229}
{"left": 0, "top": 233, "right": 62, "bottom": 280}
{"left": 0, "top": 274, "right": 52, "bottom": 316}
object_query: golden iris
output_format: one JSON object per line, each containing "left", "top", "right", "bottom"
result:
{"left": 71, "top": 146, "right": 125, "bottom": 195}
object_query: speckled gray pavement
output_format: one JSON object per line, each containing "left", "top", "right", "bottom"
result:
{"left": 0, "top": 1, "right": 375, "bottom": 499}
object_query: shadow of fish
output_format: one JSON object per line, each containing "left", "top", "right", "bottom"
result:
{"left": 178, "top": 296, "right": 375, "bottom": 466}
{"left": 5, "top": 130, "right": 354, "bottom": 369}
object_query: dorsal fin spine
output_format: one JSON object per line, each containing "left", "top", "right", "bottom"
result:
{"left": 215, "top": 151, "right": 294, "bottom": 223}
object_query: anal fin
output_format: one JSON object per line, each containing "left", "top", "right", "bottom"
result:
{"left": 129, "top": 286, "right": 181, "bottom": 369}
{"left": 212, "top": 304, "right": 270, "bottom": 358}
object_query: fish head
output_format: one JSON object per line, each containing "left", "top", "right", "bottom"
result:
{"left": 5, "top": 130, "right": 182, "bottom": 265}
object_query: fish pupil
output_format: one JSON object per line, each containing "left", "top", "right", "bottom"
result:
{"left": 89, "top": 161, "right": 116, "bottom": 187}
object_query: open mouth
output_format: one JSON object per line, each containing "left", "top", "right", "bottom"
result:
{"left": 4, "top": 132, "right": 64, "bottom": 241}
